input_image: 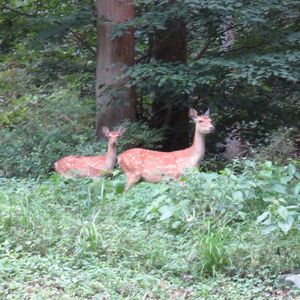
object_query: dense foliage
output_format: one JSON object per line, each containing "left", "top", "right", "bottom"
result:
{"left": 123, "top": 0, "right": 300, "bottom": 135}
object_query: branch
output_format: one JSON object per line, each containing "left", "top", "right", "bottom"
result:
{"left": 135, "top": 52, "right": 151, "bottom": 63}
{"left": 194, "top": 41, "right": 212, "bottom": 60}
{"left": 218, "top": 43, "right": 264, "bottom": 56}
{"left": 54, "top": 21, "right": 96, "bottom": 56}
{"left": 1, "top": 4, "right": 37, "bottom": 17}
{"left": 68, "top": 28, "right": 96, "bottom": 56}
{"left": 1, "top": 5, "right": 96, "bottom": 56}
{"left": 194, "top": 24, "right": 240, "bottom": 61}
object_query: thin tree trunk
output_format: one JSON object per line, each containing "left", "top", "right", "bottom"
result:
{"left": 220, "top": 15, "right": 242, "bottom": 159}
{"left": 95, "top": 0, "right": 136, "bottom": 138}
{"left": 152, "top": 18, "right": 188, "bottom": 150}
{"left": 220, "top": 15, "right": 235, "bottom": 52}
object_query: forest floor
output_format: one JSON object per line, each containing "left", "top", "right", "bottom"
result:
{"left": 1, "top": 167, "right": 300, "bottom": 299}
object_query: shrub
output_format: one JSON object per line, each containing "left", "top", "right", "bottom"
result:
{"left": 121, "top": 159, "right": 300, "bottom": 274}
{"left": 0, "top": 88, "right": 97, "bottom": 177}
{"left": 255, "top": 127, "right": 299, "bottom": 164}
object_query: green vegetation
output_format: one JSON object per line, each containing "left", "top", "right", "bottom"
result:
{"left": 1, "top": 0, "right": 300, "bottom": 298}
{"left": 1, "top": 161, "right": 300, "bottom": 299}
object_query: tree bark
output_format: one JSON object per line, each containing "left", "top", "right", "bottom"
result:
{"left": 152, "top": 18, "right": 189, "bottom": 150}
{"left": 95, "top": 0, "right": 136, "bottom": 138}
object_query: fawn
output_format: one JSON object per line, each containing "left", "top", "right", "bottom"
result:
{"left": 55, "top": 127, "right": 125, "bottom": 178}
{"left": 118, "top": 108, "right": 214, "bottom": 190}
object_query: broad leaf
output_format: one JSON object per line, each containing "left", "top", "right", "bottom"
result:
{"left": 256, "top": 211, "right": 270, "bottom": 223}
{"left": 277, "top": 206, "right": 289, "bottom": 220}
{"left": 159, "top": 205, "right": 176, "bottom": 221}
{"left": 278, "top": 217, "right": 294, "bottom": 234}
{"left": 262, "top": 224, "right": 277, "bottom": 235}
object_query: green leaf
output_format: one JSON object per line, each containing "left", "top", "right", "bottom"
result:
{"left": 232, "top": 191, "right": 244, "bottom": 202}
{"left": 114, "top": 182, "right": 125, "bottom": 194}
{"left": 159, "top": 205, "right": 176, "bottom": 221}
{"left": 278, "top": 217, "right": 294, "bottom": 234}
{"left": 265, "top": 161, "right": 273, "bottom": 168}
{"left": 203, "top": 173, "right": 219, "bottom": 180}
{"left": 237, "top": 211, "right": 247, "bottom": 220}
{"left": 280, "top": 176, "right": 293, "bottom": 185}
{"left": 272, "top": 184, "right": 287, "bottom": 194}
{"left": 172, "top": 221, "right": 182, "bottom": 229}
{"left": 262, "top": 196, "right": 276, "bottom": 203}
{"left": 262, "top": 224, "right": 277, "bottom": 235}
{"left": 288, "top": 164, "right": 296, "bottom": 176}
{"left": 256, "top": 211, "right": 270, "bottom": 224}
{"left": 259, "top": 170, "right": 273, "bottom": 178}
{"left": 277, "top": 206, "right": 289, "bottom": 220}
{"left": 294, "top": 183, "right": 300, "bottom": 195}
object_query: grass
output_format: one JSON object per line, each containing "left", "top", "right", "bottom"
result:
{"left": 0, "top": 160, "right": 300, "bottom": 299}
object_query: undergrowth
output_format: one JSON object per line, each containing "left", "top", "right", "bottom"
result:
{"left": 0, "top": 87, "right": 163, "bottom": 178}
{"left": 0, "top": 160, "right": 300, "bottom": 299}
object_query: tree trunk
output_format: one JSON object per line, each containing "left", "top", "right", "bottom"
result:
{"left": 220, "top": 15, "right": 235, "bottom": 52}
{"left": 219, "top": 15, "right": 242, "bottom": 159}
{"left": 152, "top": 18, "right": 188, "bottom": 150}
{"left": 95, "top": 0, "right": 136, "bottom": 138}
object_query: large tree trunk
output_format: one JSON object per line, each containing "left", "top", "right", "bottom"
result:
{"left": 152, "top": 18, "right": 188, "bottom": 150}
{"left": 95, "top": 0, "right": 136, "bottom": 138}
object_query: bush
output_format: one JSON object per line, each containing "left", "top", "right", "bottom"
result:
{"left": 255, "top": 127, "right": 299, "bottom": 164}
{"left": 120, "top": 159, "right": 300, "bottom": 274}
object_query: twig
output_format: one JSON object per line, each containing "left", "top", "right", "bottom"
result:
{"left": 194, "top": 41, "right": 211, "bottom": 60}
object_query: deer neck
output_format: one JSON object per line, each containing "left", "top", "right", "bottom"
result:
{"left": 190, "top": 131, "right": 206, "bottom": 163}
{"left": 104, "top": 143, "right": 117, "bottom": 170}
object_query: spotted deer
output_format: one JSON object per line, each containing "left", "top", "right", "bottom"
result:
{"left": 55, "top": 127, "right": 125, "bottom": 178}
{"left": 118, "top": 108, "right": 214, "bottom": 190}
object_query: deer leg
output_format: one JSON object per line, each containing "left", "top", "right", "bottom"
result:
{"left": 172, "top": 173, "right": 185, "bottom": 187}
{"left": 59, "top": 172, "right": 74, "bottom": 179}
{"left": 125, "top": 174, "right": 141, "bottom": 191}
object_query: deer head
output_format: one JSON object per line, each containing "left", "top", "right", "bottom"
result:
{"left": 102, "top": 126, "right": 126, "bottom": 147}
{"left": 189, "top": 108, "right": 215, "bottom": 135}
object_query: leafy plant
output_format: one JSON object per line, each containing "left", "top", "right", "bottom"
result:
{"left": 254, "top": 161, "right": 300, "bottom": 235}
{"left": 255, "top": 127, "right": 299, "bottom": 164}
{"left": 188, "top": 221, "right": 231, "bottom": 276}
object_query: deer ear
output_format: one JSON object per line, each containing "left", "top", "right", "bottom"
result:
{"left": 118, "top": 127, "right": 126, "bottom": 136}
{"left": 204, "top": 108, "right": 210, "bottom": 116}
{"left": 102, "top": 127, "right": 110, "bottom": 137}
{"left": 189, "top": 108, "right": 198, "bottom": 120}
